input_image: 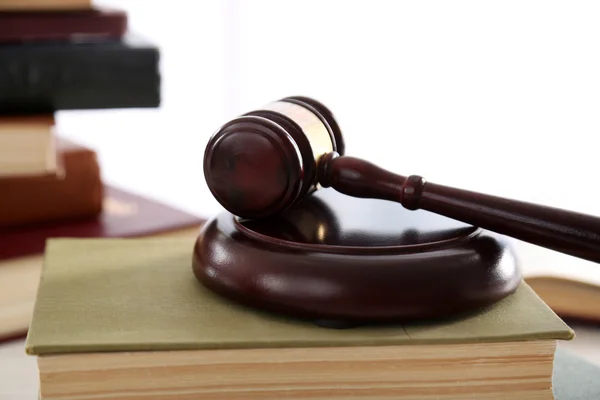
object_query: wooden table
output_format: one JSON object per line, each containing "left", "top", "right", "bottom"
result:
{"left": 1, "top": 322, "right": 600, "bottom": 400}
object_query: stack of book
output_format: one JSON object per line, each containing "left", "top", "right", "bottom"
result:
{"left": 0, "top": 1, "right": 146, "bottom": 178}
{"left": 0, "top": 0, "right": 205, "bottom": 342}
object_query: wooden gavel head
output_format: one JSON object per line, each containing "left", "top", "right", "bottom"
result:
{"left": 203, "top": 96, "right": 345, "bottom": 219}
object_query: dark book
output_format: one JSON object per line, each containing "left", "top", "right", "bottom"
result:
{"left": 0, "top": 185, "right": 205, "bottom": 342}
{"left": 0, "top": 33, "right": 160, "bottom": 113}
{"left": 0, "top": 8, "right": 127, "bottom": 43}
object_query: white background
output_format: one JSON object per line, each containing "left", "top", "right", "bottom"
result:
{"left": 2, "top": 3, "right": 600, "bottom": 398}
{"left": 60, "top": 0, "right": 599, "bottom": 222}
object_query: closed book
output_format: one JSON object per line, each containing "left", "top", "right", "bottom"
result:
{"left": 0, "top": 137, "right": 102, "bottom": 229}
{"left": 0, "top": 188, "right": 205, "bottom": 342}
{"left": 25, "top": 237, "right": 574, "bottom": 399}
{"left": 0, "top": 8, "right": 127, "bottom": 43}
{"left": 0, "top": 33, "right": 159, "bottom": 114}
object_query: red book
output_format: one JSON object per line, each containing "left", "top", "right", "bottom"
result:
{"left": 0, "top": 7, "right": 127, "bottom": 43}
{"left": 0, "top": 185, "right": 206, "bottom": 342}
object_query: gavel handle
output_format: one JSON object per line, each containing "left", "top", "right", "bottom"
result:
{"left": 319, "top": 153, "right": 600, "bottom": 263}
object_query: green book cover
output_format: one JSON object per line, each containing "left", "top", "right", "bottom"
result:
{"left": 25, "top": 238, "right": 574, "bottom": 355}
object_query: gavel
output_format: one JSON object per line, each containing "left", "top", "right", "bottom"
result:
{"left": 203, "top": 96, "right": 600, "bottom": 263}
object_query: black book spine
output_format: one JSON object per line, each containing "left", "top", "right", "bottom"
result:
{"left": 0, "top": 39, "right": 160, "bottom": 113}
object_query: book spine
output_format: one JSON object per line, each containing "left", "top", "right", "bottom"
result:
{"left": 0, "top": 11, "right": 127, "bottom": 43}
{"left": 0, "top": 42, "right": 160, "bottom": 113}
{"left": 0, "top": 142, "right": 103, "bottom": 228}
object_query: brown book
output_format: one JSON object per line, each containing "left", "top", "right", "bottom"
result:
{"left": 0, "top": 137, "right": 102, "bottom": 229}
{"left": 0, "top": 7, "right": 127, "bottom": 43}
{"left": 0, "top": 186, "right": 206, "bottom": 342}
{"left": 24, "top": 237, "right": 573, "bottom": 399}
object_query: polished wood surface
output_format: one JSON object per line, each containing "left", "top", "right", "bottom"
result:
{"left": 319, "top": 153, "right": 600, "bottom": 263}
{"left": 193, "top": 189, "right": 521, "bottom": 325}
{"left": 203, "top": 116, "right": 305, "bottom": 219}
{"left": 203, "top": 96, "right": 345, "bottom": 220}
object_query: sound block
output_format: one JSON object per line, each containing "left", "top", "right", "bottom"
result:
{"left": 193, "top": 189, "right": 522, "bottom": 326}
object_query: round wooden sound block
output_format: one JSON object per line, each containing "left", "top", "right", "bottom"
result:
{"left": 192, "top": 189, "right": 522, "bottom": 327}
